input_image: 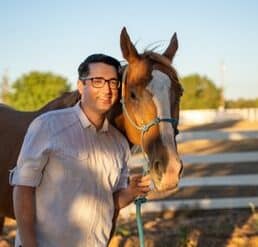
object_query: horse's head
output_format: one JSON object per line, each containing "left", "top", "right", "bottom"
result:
{"left": 119, "top": 27, "right": 183, "bottom": 195}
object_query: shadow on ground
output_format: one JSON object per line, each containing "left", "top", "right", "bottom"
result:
{"left": 110, "top": 209, "right": 258, "bottom": 247}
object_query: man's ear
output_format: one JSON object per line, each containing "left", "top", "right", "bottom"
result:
{"left": 77, "top": 80, "right": 83, "bottom": 95}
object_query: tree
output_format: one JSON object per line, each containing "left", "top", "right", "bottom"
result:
{"left": 180, "top": 74, "right": 221, "bottom": 109}
{"left": 0, "top": 69, "right": 10, "bottom": 103}
{"left": 6, "top": 71, "right": 71, "bottom": 111}
{"left": 226, "top": 98, "right": 258, "bottom": 108}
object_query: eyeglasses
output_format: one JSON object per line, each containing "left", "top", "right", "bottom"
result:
{"left": 81, "top": 77, "right": 120, "bottom": 89}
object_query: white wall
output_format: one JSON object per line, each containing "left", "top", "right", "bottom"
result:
{"left": 180, "top": 108, "right": 258, "bottom": 125}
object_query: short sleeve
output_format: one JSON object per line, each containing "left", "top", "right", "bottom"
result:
{"left": 114, "top": 140, "right": 130, "bottom": 191}
{"left": 9, "top": 117, "right": 51, "bottom": 187}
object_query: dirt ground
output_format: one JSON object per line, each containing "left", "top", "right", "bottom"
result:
{"left": 1, "top": 209, "right": 258, "bottom": 247}
{"left": 109, "top": 208, "right": 258, "bottom": 247}
{"left": 1, "top": 120, "right": 258, "bottom": 247}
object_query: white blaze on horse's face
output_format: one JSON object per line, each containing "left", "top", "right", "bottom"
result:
{"left": 146, "top": 70, "right": 175, "bottom": 147}
{"left": 146, "top": 69, "right": 181, "bottom": 193}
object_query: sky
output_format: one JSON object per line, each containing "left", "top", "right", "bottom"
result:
{"left": 1, "top": 0, "right": 258, "bottom": 100}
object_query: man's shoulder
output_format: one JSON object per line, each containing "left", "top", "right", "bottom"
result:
{"left": 39, "top": 106, "right": 75, "bottom": 119}
{"left": 32, "top": 107, "right": 78, "bottom": 135}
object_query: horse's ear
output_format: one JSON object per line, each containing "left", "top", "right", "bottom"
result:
{"left": 120, "top": 27, "right": 140, "bottom": 63}
{"left": 163, "top": 32, "right": 178, "bottom": 62}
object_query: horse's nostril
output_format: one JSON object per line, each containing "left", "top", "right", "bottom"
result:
{"left": 153, "top": 159, "right": 160, "bottom": 167}
{"left": 153, "top": 159, "right": 162, "bottom": 175}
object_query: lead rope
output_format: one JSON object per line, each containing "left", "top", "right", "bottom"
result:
{"left": 120, "top": 67, "right": 178, "bottom": 247}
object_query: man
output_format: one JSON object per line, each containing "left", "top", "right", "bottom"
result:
{"left": 10, "top": 54, "right": 151, "bottom": 247}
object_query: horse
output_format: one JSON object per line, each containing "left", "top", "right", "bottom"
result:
{"left": 0, "top": 27, "right": 183, "bottom": 235}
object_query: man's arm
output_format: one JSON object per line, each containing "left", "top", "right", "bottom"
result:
{"left": 113, "top": 174, "right": 151, "bottom": 210}
{"left": 109, "top": 174, "right": 151, "bottom": 242}
{"left": 13, "top": 185, "right": 37, "bottom": 247}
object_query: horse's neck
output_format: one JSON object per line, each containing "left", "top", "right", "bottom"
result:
{"left": 108, "top": 101, "right": 127, "bottom": 134}
{"left": 36, "top": 92, "right": 80, "bottom": 116}
{"left": 108, "top": 100, "right": 122, "bottom": 125}
{"left": 36, "top": 100, "right": 64, "bottom": 116}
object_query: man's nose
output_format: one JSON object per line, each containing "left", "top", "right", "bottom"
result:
{"left": 103, "top": 81, "right": 112, "bottom": 91}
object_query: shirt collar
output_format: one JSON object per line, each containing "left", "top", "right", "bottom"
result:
{"left": 73, "top": 101, "right": 109, "bottom": 132}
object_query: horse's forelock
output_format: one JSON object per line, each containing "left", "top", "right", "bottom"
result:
{"left": 127, "top": 58, "right": 152, "bottom": 85}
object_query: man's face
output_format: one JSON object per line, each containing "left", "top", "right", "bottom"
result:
{"left": 78, "top": 62, "right": 119, "bottom": 115}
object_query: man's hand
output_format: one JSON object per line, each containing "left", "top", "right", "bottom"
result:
{"left": 128, "top": 174, "right": 152, "bottom": 198}
{"left": 113, "top": 174, "right": 152, "bottom": 211}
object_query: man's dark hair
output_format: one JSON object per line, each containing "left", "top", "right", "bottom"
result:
{"left": 78, "top": 53, "right": 122, "bottom": 80}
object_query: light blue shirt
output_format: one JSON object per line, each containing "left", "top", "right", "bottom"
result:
{"left": 10, "top": 102, "right": 130, "bottom": 247}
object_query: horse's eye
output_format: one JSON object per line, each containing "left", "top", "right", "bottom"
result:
{"left": 130, "top": 91, "right": 137, "bottom": 100}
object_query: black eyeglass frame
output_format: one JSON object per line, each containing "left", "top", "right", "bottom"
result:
{"left": 80, "top": 77, "right": 121, "bottom": 89}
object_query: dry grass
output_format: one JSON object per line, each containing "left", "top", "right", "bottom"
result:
{"left": 110, "top": 210, "right": 258, "bottom": 247}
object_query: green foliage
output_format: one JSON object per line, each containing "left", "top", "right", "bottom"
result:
{"left": 5, "top": 71, "right": 70, "bottom": 111}
{"left": 180, "top": 74, "right": 221, "bottom": 109}
{"left": 0, "top": 70, "right": 10, "bottom": 103}
{"left": 226, "top": 98, "right": 258, "bottom": 108}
